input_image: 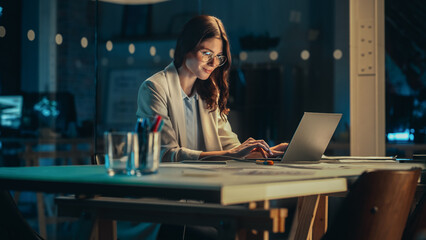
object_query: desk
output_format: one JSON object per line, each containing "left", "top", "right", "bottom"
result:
{"left": 0, "top": 163, "right": 351, "bottom": 204}
{"left": 0, "top": 161, "right": 424, "bottom": 239}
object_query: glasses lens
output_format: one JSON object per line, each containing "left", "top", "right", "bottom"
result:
{"left": 200, "top": 51, "right": 212, "bottom": 62}
{"left": 217, "top": 56, "right": 227, "bottom": 66}
{"left": 199, "top": 51, "right": 227, "bottom": 66}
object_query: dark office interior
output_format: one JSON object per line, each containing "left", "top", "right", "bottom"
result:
{"left": 0, "top": 0, "right": 425, "bottom": 239}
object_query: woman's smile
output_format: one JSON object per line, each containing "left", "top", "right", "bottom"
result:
{"left": 203, "top": 67, "right": 214, "bottom": 74}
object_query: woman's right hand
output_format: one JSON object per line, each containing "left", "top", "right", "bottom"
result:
{"left": 227, "top": 138, "right": 272, "bottom": 158}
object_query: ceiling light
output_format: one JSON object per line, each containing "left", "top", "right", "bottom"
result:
{"left": 97, "top": 0, "right": 168, "bottom": 5}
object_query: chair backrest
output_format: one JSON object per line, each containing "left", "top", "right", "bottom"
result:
{"left": 323, "top": 168, "right": 421, "bottom": 240}
{"left": 403, "top": 191, "right": 426, "bottom": 240}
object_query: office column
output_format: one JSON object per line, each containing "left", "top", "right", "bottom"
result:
{"left": 350, "top": 0, "right": 385, "bottom": 156}
{"left": 21, "top": 0, "right": 57, "bottom": 92}
{"left": 39, "top": 0, "right": 57, "bottom": 92}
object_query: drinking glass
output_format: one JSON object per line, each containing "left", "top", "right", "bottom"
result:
{"left": 104, "top": 131, "right": 136, "bottom": 176}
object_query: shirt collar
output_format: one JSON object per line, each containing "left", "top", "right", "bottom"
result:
{"left": 181, "top": 88, "right": 199, "bottom": 100}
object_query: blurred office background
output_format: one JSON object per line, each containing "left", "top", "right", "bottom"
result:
{"left": 0, "top": 0, "right": 424, "bottom": 237}
{"left": 1, "top": 0, "right": 424, "bottom": 157}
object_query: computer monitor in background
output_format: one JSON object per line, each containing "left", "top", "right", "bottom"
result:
{"left": 0, "top": 95, "right": 23, "bottom": 129}
{"left": 21, "top": 92, "right": 77, "bottom": 137}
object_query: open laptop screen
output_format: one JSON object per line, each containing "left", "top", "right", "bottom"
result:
{"left": 280, "top": 112, "right": 342, "bottom": 162}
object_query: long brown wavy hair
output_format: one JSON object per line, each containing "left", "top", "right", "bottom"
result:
{"left": 174, "top": 15, "right": 231, "bottom": 120}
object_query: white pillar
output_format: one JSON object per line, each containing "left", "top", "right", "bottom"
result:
{"left": 350, "top": 0, "right": 385, "bottom": 156}
{"left": 38, "top": 0, "right": 57, "bottom": 92}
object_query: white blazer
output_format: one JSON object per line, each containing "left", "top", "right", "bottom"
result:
{"left": 136, "top": 62, "right": 241, "bottom": 162}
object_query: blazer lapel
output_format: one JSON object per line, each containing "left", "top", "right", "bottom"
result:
{"left": 164, "top": 63, "right": 187, "bottom": 147}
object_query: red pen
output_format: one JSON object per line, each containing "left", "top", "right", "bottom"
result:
{"left": 151, "top": 115, "right": 162, "bottom": 132}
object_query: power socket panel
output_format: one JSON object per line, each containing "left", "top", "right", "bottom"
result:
{"left": 357, "top": 20, "right": 375, "bottom": 75}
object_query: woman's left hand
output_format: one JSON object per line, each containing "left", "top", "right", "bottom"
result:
{"left": 246, "top": 143, "right": 288, "bottom": 159}
{"left": 271, "top": 142, "right": 288, "bottom": 152}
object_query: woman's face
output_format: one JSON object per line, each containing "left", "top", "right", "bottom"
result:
{"left": 184, "top": 37, "right": 224, "bottom": 80}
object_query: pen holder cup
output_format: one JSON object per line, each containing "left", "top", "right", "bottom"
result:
{"left": 104, "top": 131, "right": 137, "bottom": 176}
{"left": 128, "top": 131, "right": 161, "bottom": 176}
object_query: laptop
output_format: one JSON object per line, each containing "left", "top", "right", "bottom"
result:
{"left": 184, "top": 112, "right": 341, "bottom": 164}
{"left": 277, "top": 112, "right": 342, "bottom": 163}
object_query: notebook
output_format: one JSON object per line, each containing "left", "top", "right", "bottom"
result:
{"left": 277, "top": 112, "right": 342, "bottom": 163}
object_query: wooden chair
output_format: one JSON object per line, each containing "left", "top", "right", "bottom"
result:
{"left": 403, "top": 191, "right": 426, "bottom": 240}
{"left": 14, "top": 138, "right": 93, "bottom": 239}
{"left": 322, "top": 168, "right": 421, "bottom": 240}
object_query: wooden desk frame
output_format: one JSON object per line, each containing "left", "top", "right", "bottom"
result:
{"left": 55, "top": 195, "right": 330, "bottom": 240}
{"left": 56, "top": 196, "right": 288, "bottom": 240}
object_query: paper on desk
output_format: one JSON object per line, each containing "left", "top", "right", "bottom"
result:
{"left": 233, "top": 168, "right": 315, "bottom": 176}
{"left": 181, "top": 169, "right": 222, "bottom": 177}
{"left": 321, "top": 155, "right": 397, "bottom": 163}
{"left": 160, "top": 163, "right": 228, "bottom": 169}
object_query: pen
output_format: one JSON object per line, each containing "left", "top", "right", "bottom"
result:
{"left": 157, "top": 120, "right": 164, "bottom": 132}
{"left": 256, "top": 160, "right": 274, "bottom": 165}
{"left": 151, "top": 115, "right": 162, "bottom": 132}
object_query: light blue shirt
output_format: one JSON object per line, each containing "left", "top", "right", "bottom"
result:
{"left": 181, "top": 88, "right": 205, "bottom": 151}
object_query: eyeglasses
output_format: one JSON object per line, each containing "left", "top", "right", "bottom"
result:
{"left": 198, "top": 50, "right": 227, "bottom": 67}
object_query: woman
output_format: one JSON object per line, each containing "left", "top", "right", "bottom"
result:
{"left": 137, "top": 15, "right": 287, "bottom": 162}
